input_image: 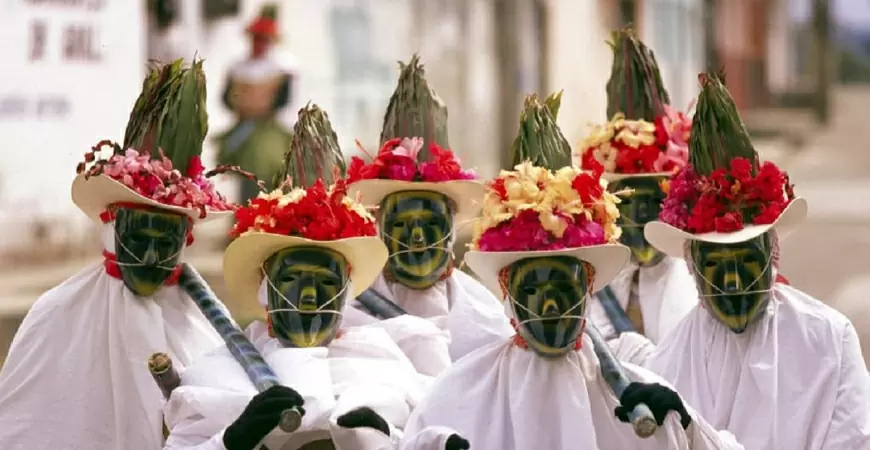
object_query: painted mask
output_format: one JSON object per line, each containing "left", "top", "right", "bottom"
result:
{"left": 379, "top": 191, "right": 454, "bottom": 289}
{"left": 504, "top": 256, "right": 590, "bottom": 358}
{"left": 690, "top": 233, "right": 774, "bottom": 333}
{"left": 610, "top": 176, "right": 667, "bottom": 267}
{"left": 114, "top": 207, "right": 188, "bottom": 297}
{"left": 263, "top": 246, "right": 349, "bottom": 348}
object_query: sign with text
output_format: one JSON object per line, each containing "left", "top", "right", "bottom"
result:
{"left": 0, "top": 0, "right": 144, "bottom": 225}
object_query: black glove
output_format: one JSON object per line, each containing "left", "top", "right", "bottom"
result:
{"left": 445, "top": 434, "right": 470, "bottom": 450}
{"left": 614, "top": 382, "right": 692, "bottom": 430}
{"left": 223, "top": 385, "right": 306, "bottom": 450}
{"left": 335, "top": 406, "right": 390, "bottom": 436}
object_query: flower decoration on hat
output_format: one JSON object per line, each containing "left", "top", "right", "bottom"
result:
{"left": 574, "top": 28, "right": 692, "bottom": 176}
{"left": 347, "top": 137, "right": 476, "bottom": 184}
{"left": 73, "top": 58, "right": 236, "bottom": 225}
{"left": 658, "top": 73, "right": 795, "bottom": 234}
{"left": 230, "top": 178, "right": 377, "bottom": 241}
{"left": 471, "top": 160, "right": 623, "bottom": 252}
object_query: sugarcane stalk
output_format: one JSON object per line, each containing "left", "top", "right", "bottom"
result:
{"left": 123, "top": 58, "right": 208, "bottom": 175}
{"left": 275, "top": 103, "right": 346, "bottom": 189}
{"left": 508, "top": 91, "right": 572, "bottom": 170}
{"left": 605, "top": 28, "right": 670, "bottom": 122}
{"left": 689, "top": 72, "right": 757, "bottom": 176}
{"left": 379, "top": 54, "right": 449, "bottom": 161}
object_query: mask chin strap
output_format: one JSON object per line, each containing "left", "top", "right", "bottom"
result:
{"left": 259, "top": 267, "right": 349, "bottom": 318}
{"left": 497, "top": 269, "right": 593, "bottom": 351}
{"left": 683, "top": 231, "right": 781, "bottom": 301}
{"left": 112, "top": 229, "right": 183, "bottom": 271}
{"left": 692, "top": 253, "right": 775, "bottom": 298}
{"left": 381, "top": 227, "right": 456, "bottom": 260}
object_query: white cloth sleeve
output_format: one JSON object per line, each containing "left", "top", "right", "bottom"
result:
{"left": 819, "top": 323, "right": 870, "bottom": 449}
{"left": 684, "top": 406, "right": 745, "bottom": 450}
{"left": 364, "top": 315, "right": 452, "bottom": 377}
{"left": 163, "top": 387, "right": 231, "bottom": 450}
{"left": 606, "top": 331, "right": 657, "bottom": 367}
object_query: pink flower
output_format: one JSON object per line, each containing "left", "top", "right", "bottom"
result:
{"left": 391, "top": 137, "right": 425, "bottom": 161}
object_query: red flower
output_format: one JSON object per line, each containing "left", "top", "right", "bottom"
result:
{"left": 230, "top": 179, "right": 377, "bottom": 240}
{"left": 614, "top": 144, "right": 661, "bottom": 173}
{"left": 490, "top": 178, "right": 508, "bottom": 201}
{"left": 714, "top": 211, "right": 744, "bottom": 233}
{"left": 347, "top": 138, "right": 476, "bottom": 183}
{"left": 186, "top": 156, "right": 205, "bottom": 178}
{"left": 571, "top": 171, "right": 604, "bottom": 206}
{"left": 754, "top": 201, "right": 786, "bottom": 225}
{"left": 653, "top": 117, "right": 669, "bottom": 147}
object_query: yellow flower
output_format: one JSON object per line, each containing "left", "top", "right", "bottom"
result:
{"left": 341, "top": 196, "right": 374, "bottom": 222}
{"left": 278, "top": 188, "right": 306, "bottom": 207}
{"left": 615, "top": 119, "right": 656, "bottom": 148}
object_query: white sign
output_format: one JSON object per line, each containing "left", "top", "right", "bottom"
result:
{"left": 0, "top": 0, "right": 144, "bottom": 233}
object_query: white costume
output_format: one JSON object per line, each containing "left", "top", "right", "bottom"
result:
{"left": 164, "top": 320, "right": 428, "bottom": 450}
{"left": 589, "top": 257, "right": 698, "bottom": 366}
{"left": 343, "top": 270, "right": 513, "bottom": 373}
{"left": 648, "top": 283, "right": 870, "bottom": 449}
{"left": 399, "top": 325, "right": 743, "bottom": 450}
{"left": 0, "top": 225, "right": 224, "bottom": 449}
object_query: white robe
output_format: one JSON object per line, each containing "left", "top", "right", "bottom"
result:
{"left": 342, "top": 271, "right": 513, "bottom": 374}
{"left": 647, "top": 284, "right": 870, "bottom": 450}
{"left": 398, "top": 332, "right": 744, "bottom": 450}
{"left": 164, "top": 321, "right": 429, "bottom": 450}
{"left": 0, "top": 224, "right": 225, "bottom": 450}
{"left": 589, "top": 257, "right": 698, "bottom": 366}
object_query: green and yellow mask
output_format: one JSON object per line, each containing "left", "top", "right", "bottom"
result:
{"left": 379, "top": 191, "right": 454, "bottom": 289}
{"left": 690, "top": 233, "right": 774, "bottom": 333}
{"left": 263, "top": 246, "right": 349, "bottom": 348}
{"left": 114, "top": 207, "right": 189, "bottom": 297}
{"left": 503, "top": 256, "right": 591, "bottom": 358}
{"left": 610, "top": 176, "right": 667, "bottom": 266}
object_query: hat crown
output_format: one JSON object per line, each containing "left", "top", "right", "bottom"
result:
{"left": 605, "top": 28, "right": 670, "bottom": 122}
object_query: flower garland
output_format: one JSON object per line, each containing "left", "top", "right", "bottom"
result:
{"left": 471, "top": 160, "right": 623, "bottom": 252}
{"left": 347, "top": 137, "right": 477, "bottom": 183}
{"left": 78, "top": 142, "right": 233, "bottom": 219}
{"left": 575, "top": 104, "right": 692, "bottom": 175}
{"left": 659, "top": 157, "right": 795, "bottom": 234}
{"left": 231, "top": 178, "right": 377, "bottom": 240}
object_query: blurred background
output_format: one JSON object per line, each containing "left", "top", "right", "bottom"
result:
{"left": 1, "top": 0, "right": 868, "bottom": 366}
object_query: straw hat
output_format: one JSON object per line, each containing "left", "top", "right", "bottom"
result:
{"left": 73, "top": 58, "right": 233, "bottom": 224}
{"left": 644, "top": 72, "right": 805, "bottom": 258}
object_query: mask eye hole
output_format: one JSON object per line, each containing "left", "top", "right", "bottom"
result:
{"left": 320, "top": 278, "right": 338, "bottom": 287}
{"left": 703, "top": 260, "right": 718, "bottom": 269}
{"left": 279, "top": 274, "right": 298, "bottom": 284}
{"left": 521, "top": 286, "right": 537, "bottom": 296}
{"left": 427, "top": 219, "right": 440, "bottom": 227}
{"left": 392, "top": 221, "right": 406, "bottom": 229}
{"left": 743, "top": 254, "right": 761, "bottom": 265}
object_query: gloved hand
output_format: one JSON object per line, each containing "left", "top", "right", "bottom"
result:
{"left": 335, "top": 406, "right": 391, "bottom": 436}
{"left": 223, "top": 385, "right": 306, "bottom": 450}
{"left": 445, "top": 434, "right": 470, "bottom": 450}
{"left": 614, "top": 382, "right": 692, "bottom": 430}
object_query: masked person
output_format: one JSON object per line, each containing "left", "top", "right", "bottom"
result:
{"left": 216, "top": 3, "right": 296, "bottom": 203}
{"left": 575, "top": 29, "right": 697, "bottom": 366}
{"left": 343, "top": 55, "right": 512, "bottom": 373}
{"left": 643, "top": 73, "right": 870, "bottom": 450}
{"left": 398, "top": 94, "right": 743, "bottom": 450}
{"left": 163, "top": 173, "right": 435, "bottom": 450}
{"left": 0, "top": 60, "right": 235, "bottom": 449}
